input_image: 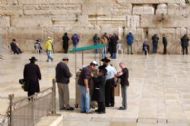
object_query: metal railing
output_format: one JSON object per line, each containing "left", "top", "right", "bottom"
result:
{"left": 6, "top": 79, "right": 56, "bottom": 126}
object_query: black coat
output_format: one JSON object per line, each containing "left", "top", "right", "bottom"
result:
{"left": 24, "top": 63, "right": 41, "bottom": 95}
{"left": 109, "top": 35, "right": 118, "bottom": 53}
{"left": 162, "top": 37, "right": 167, "bottom": 47}
{"left": 118, "top": 68, "right": 129, "bottom": 86}
{"left": 62, "top": 35, "right": 70, "bottom": 49}
{"left": 92, "top": 76, "right": 106, "bottom": 102}
{"left": 152, "top": 35, "right": 159, "bottom": 46}
{"left": 181, "top": 35, "right": 189, "bottom": 47}
{"left": 56, "top": 62, "right": 72, "bottom": 84}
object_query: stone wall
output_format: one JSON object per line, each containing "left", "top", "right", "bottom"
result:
{"left": 0, "top": 0, "right": 190, "bottom": 53}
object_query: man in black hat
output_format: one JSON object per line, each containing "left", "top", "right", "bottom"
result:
{"left": 56, "top": 57, "right": 74, "bottom": 110}
{"left": 23, "top": 57, "right": 41, "bottom": 97}
{"left": 101, "top": 57, "right": 117, "bottom": 107}
{"left": 93, "top": 65, "right": 107, "bottom": 114}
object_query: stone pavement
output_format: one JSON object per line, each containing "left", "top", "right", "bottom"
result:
{"left": 0, "top": 53, "right": 190, "bottom": 126}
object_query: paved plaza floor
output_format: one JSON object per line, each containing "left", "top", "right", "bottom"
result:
{"left": 0, "top": 53, "right": 190, "bottom": 126}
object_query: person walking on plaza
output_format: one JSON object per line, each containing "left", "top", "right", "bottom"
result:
{"left": 78, "top": 61, "right": 98, "bottom": 113}
{"left": 101, "top": 57, "right": 117, "bottom": 107}
{"left": 126, "top": 32, "right": 134, "bottom": 54}
{"left": 23, "top": 57, "right": 41, "bottom": 97}
{"left": 93, "top": 65, "right": 107, "bottom": 114}
{"left": 62, "top": 32, "right": 70, "bottom": 53}
{"left": 116, "top": 63, "right": 129, "bottom": 110}
{"left": 152, "top": 34, "right": 159, "bottom": 54}
{"left": 44, "top": 37, "right": 54, "bottom": 62}
{"left": 162, "top": 34, "right": 168, "bottom": 54}
{"left": 181, "top": 34, "right": 189, "bottom": 55}
{"left": 72, "top": 33, "right": 80, "bottom": 48}
{"left": 93, "top": 33, "right": 100, "bottom": 54}
{"left": 56, "top": 57, "right": 74, "bottom": 111}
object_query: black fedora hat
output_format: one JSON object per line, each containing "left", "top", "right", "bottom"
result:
{"left": 29, "top": 56, "right": 37, "bottom": 61}
{"left": 62, "top": 56, "right": 69, "bottom": 61}
{"left": 101, "top": 57, "right": 110, "bottom": 63}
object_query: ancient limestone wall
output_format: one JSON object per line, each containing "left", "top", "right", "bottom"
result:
{"left": 0, "top": 0, "right": 190, "bottom": 53}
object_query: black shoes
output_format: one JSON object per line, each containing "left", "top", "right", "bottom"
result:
{"left": 95, "top": 109, "right": 105, "bottom": 114}
{"left": 60, "top": 107, "right": 74, "bottom": 111}
{"left": 118, "top": 106, "right": 126, "bottom": 110}
{"left": 66, "top": 107, "right": 74, "bottom": 111}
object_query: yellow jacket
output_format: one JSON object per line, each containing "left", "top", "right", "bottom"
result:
{"left": 45, "top": 39, "right": 53, "bottom": 51}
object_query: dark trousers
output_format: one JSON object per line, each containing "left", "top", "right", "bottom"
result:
{"left": 182, "top": 47, "right": 188, "bottom": 55}
{"left": 152, "top": 45, "right": 158, "bottom": 54}
{"left": 105, "top": 78, "right": 115, "bottom": 106}
{"left": 98, "top": 102, "right": 105, "bottom": 112}
{"left": 163, "top": 46, "right": 167, "bottom": 54}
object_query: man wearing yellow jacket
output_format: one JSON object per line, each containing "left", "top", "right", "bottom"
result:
{"left": 45, "top": 37, "right": 54, "bottom": 62}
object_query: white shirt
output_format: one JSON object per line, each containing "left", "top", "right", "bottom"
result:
{"left": 106, "top": 64, "right": 117, "bottom": 80}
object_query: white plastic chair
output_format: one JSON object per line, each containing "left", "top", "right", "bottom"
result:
{"left": 117, "top": 43, "right": 124, "bottom": 54}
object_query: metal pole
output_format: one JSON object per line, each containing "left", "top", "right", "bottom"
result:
{"left": 52, "top": 79, "right": 56, "bottom": 115}
{"left": 75, "top": 50, "right": 77, "bottom": 74}
{"left": 82, "top": 51, "right": 84, "bottom": 66}
{"left": 8, "top": 94, "right": 14, "bottom": 126}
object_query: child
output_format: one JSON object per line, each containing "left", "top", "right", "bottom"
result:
{"left": 93, "top": 65, "right": 107, "bottom": 114}
{"left": 34, "top": 39, "right": 42, "bottom": 54}
{"left": 142, "top": 39, "right": 149, "bottom": 55}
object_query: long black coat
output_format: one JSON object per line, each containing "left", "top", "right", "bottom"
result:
{"left": 109, "top": 35, "right": 118, "bottom": 53}
{"left": 24, "top": 63, "right": 41, "bottom": 96}
{"left": 62, "top": 35, "right": 70, "bottom": 50}
{"left": 152, "top": 35, "right": 159, "bottom": 46}
{"left": 92, "top": 76, "right": 106, "bottom": 102}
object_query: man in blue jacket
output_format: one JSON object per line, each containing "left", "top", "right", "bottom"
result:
{"left": 126, "top": 32, "right": 134, "bottom": 54}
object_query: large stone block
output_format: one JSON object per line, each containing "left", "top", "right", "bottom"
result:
{"left": 7, "top": 0, "right": 18, "bottom": 5}
{"left": 133, "top": 5, "right": 154, "bottom": 15}
{"left": 119, "top": 0, "right": 185, "bottom": 4}
{"left": 141, "top": 15, "right": 190, "bottom": 28}
{"left": 156, "top": 4, "right": 168, "bottom": 14}
{"left": 168, "top": 4, "right": 190, "bottom": 16}
{"left": 127, "top": 15, "right": 140, "bottom": 28}
{"left": 24, "top": 4, "right": 82, "bottom": 15}
{"left": 0, "top": 5, "right": 23, "bottom": 16}
{"left": 112, "top": 4, "right": 132, "bottom": 16}
{"left": 51, "top": 15, "right": 77, "bottom": 26}
{"left": 0, "top": 0, "right": 6, "bottom": 4}
{"left": 0, "top": 16, "right": 10, "bottom": 27}
{"left": 11, "top": 16, "right": 52, "bottom": 27}
{"left": 83, "top": 2, "right": 112, "bottom": 16}
{"left": 18, "top": 0, "right": 83, "bottom": 4}
{"left": 89, "top": 16, "right": 126, "bottom": 29}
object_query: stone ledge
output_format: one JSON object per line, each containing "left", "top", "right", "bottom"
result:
{"left": 36, "top": 115, "right": 63, "bottom": 126}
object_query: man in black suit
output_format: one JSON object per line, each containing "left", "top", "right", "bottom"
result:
{"left": 23, "top": 57, "right": 41, "bottom": 97}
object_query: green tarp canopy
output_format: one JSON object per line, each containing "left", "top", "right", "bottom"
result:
{"left": 69, "top": 44, "right": 106, "bottom": 53}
